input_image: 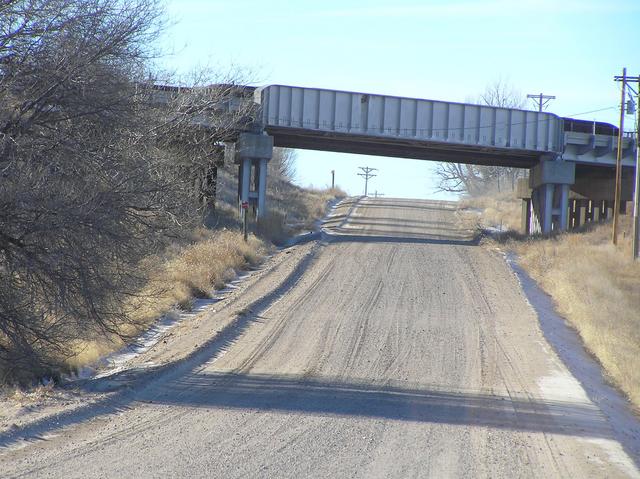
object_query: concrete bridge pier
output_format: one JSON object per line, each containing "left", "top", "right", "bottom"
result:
{"left": 525, "top": 160, "right": 575, "bottom": 234}
{"left": 233, "top": 132, "right": 273, "bottom": 219}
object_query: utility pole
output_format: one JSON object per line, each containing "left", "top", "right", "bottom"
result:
{"left": 613, "top": 68, "right": 630, "bottom": 245}
{"left": 527, "top": 93, "right": 556, "bottom": 112}
{"left": 357, "top": 166, "right": 377, "bottom": 196}
{"left": 634, "top": 102, "right": 640, "bottom": 260}
{"left": 623, "top": 75, "right": 640, "bottom": 259}
{"left": 331, "top": 170, "right": 335, "bottom": 189}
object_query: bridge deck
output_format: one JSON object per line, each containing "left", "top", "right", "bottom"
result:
{"left": 256, "top": 84, "right": 636, "bottom": 168}
{"left": 256, "top": 84, "right": 563, "bottom": 167}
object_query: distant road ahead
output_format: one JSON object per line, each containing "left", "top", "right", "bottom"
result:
{"left": 2, "top": 197, "right": 637, "bottom": 478}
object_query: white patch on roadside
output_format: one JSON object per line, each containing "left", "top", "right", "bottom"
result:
{"left": 538, "top": 369, "right": 591, "bottom": 404}
{"left": 68, "top": 267, "right": 268, "bottom": 382}
{"left": 484, "top": 224, "right": 508, "bottom": 234}
{"left": 584, "top": 438, "right": 640, "bottom": 478}
{"left": 504, "top": 252, "right": 640, "bottom": 477}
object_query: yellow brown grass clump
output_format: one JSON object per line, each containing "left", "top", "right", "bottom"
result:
{"left": 467, "top": 191, "right": 640, "bottom": 408}
{"left": 514, "top": 219, "right": 640, "bottom": 406}
{"left": 67, "top": 229, "right": 268, "bottom": 369}
{"left": 10, "top": 185, "right": 344, "bottom": 380}
{"left": 460, "top": 191, "right": 522, "bottom": 231}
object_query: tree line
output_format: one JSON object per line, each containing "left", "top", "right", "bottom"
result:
{"left": 0, "top": 0, "right": 261, "bottom": 381}
{"left": 434, "top": 79, "right": 529, "bottom": 196}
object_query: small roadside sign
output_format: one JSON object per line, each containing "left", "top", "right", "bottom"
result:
{"left": 241, "top": 201, "right": 249, "bottom": 210}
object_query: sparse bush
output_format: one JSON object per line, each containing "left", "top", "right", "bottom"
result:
{"left": 461, "top": 192, "right": 521, "bottom": 232}
{"left": 0, "top": 0, "right": 173, "bottom": 382}
{"left": 0, "top": 0, "right": 342, "bottom": 383}
{"left": 0, "top": 0, "right": 255, "bottom": 382}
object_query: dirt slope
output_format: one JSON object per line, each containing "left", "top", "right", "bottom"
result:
{"left": 1, "top": 197, "right": 638, "bottom": 478}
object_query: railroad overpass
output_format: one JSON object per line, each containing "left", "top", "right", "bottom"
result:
{"left": 227, "top": 84, "right": 636, "bottom": 234}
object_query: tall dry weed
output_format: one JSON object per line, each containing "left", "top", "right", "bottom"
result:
{"left": 65, "top": 230, "right": 268, "bottom": 370}
{"left": 22, "top": 183, "right": 343, "bottom": 379}
{"left": 471, "top": 191, "right": 640, "bottom": 407}
{"left": 461, "top": 192, "right": 521, "bottom": 231}
{"left": 514, "top": 220, "right": 640, "bottom": 406}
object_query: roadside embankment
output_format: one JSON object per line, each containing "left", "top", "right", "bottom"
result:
{"left": 66, "top": 184, "right": 346, "bottom": 375}
{"left": 0, "top": 194, "right": 352, "bottom": 439}
{"left": 0, "top": 171, "right": 345, "bottom": 385}
{"left": 465, "top": 193, "right": 640, "bottom": 410}
{"left": 459, "top": 191, "right": 521, "bottom": 232}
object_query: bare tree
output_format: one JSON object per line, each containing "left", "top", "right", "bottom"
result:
{"left": 149, "top": 79, "right": 258, "bottom": 221}
{"left": 479, "top": 78, "right": 525, "bottom": 109}
{"left": 271, "top": 147, "right": 297, "bottom": 181}
{"left": 0, "top": 0, "right": 259, "bottom": 381}
{"left": 434, "top": 79, "right": 527, "bottom": 196}
{"left": 433, "top": 163, "right": 481, "bottom": 195}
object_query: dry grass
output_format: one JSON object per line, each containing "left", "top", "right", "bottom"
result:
{"left": 460, "top": 192, "right": 522, "bottom": 232}
{"left": 6, "top": 382, "right": 56, "bottom": 404}
{"left": 66, "top": 229, "right": 268, "bottom": 369}
{"left": 64, "top": 186, "right": 345, "bottom": 372}
{"left": 257, "top": 211, "right": 289, "bottom": 245}
{"left": 267, "top": 179, "right": 347, "bottom": 234}
{"left": 2, "top": 175, "right": 345, "bottom": 380}
{"left": 512, "top": 219, "right": 640, "bottom": 406}
{"left": 471, "top": 191, "right": 640, "bottom": 408}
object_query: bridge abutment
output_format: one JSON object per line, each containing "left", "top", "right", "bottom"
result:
{"left": 518, "top": 162, "right": 636, "bottom": 234}
{"left": 232, "top": 132, "right": 273, "bottom": 220}
{"left": 522, "top": 160, "right": 575, "bottom": 234}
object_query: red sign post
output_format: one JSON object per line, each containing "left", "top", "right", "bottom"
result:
{"left": 241, "top": 201, "right": 249, "bottom": 241}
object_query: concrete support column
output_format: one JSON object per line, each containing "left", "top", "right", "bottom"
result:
{"left": 521, "top": 199, "right": 532, "bottom": 234}
{"left": 233, "top": 132, "right": 273, "bottom": 219}
{"left": 257, "top": 158, "right": 268, "bottom": 219}
{"left": 559, "top": 184, "right": 569, "bottom": 231}
{"left": 542, "top": 183, "right": 554, "bottom": 234}
{"left": 530, "top": 188, "right": 542, "bottom": 234}
{"left": 529, "top": 159, "right": 576, "bottom": 235}
{"left": 578, "top": 201, "right": 587, "bottom": 227}
{"left": 240, "top": 157, "right": 251, "bottom": 207}
{"left": 516, "top": 177, "right": 533, "bottom": 234}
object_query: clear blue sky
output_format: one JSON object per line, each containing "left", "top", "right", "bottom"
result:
{"left": 161, "top": 0, "right": 640, "bottom": 199}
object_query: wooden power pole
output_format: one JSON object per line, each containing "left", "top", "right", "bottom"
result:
{"left": 612, "top": 68, "right": 627, "bottom": 245}
{"left": 626, "top": 75, "right": 640, "bottom": 259}
{"left": 613, "top": 69, "right": 640, "bottom": 251}
{"left": 526, "top": 93, "right": 556, "bottom": 112}
{"left": 357, "top": 166, "right": 377, "bottom": 196}
{"left": 634, "top": 105, "right": 640, "bottom": 260}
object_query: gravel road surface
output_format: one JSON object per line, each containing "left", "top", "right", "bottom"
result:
{"left": 1, "top": 197, "right": 638, "bottom": 478}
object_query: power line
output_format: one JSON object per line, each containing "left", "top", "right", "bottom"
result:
{"left": 566, "top": 106, "right": 618, "bottom": 117}
{"left": 357, "top": 166, "right": 377, "bottom": 196}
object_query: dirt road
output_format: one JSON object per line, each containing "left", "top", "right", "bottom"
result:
{"left": 1, "top": 197, "right": 638, "bottom": 478}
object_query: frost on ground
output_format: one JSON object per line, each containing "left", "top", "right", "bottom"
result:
{"left": 505, "top": 252, "right": 640, "bottom": 474}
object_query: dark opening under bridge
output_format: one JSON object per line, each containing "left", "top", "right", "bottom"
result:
{"left": 225, "top": 84, "right": 636, "bottom": 234}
